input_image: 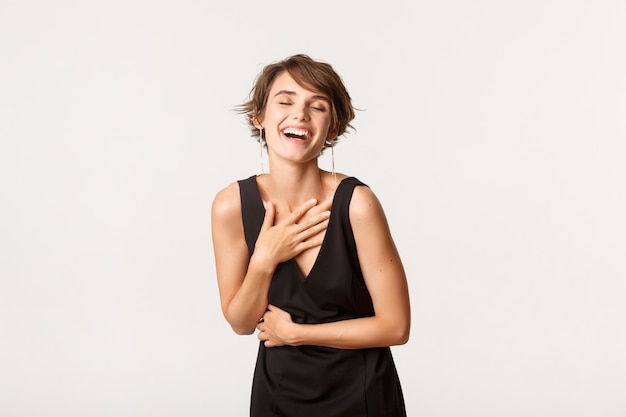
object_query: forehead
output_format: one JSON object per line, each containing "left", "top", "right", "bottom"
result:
{"left": 269, "top": 71, "right": 328, "bottom": 100}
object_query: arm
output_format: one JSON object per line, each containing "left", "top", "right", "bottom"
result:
{"left": 212, "top": 182, "right": 331, "bottom": 335}
{"left": 257, "top": 186, "right": 411, "bottom": 349}
{"left": 212, "top": 182, "right": 269, "bottom": 335}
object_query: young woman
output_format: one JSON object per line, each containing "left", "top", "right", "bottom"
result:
{"left": 211, "top": 54, "right": 411, "bottom": 417}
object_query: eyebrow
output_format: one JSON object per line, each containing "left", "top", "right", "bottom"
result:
{"left": 273, "top": 90, "right": 330, "bottom": 102}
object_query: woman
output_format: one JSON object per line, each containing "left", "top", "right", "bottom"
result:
{"left": 211, "top": 54, "right": 411, "bottom": 416}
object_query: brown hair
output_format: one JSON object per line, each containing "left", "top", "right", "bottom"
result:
{"left": 236, "top": 54, "right": 356, "bottom": 151}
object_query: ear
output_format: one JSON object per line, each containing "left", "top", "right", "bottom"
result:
{"left": 327, "top": 126, "right": 339, "bottom": 142}
{"left": 252, "top": 112, "right": 264, "bottom": 130}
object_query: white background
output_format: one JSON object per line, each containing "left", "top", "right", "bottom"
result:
{"left": 1, "top": 1, "right": 625, "bottom": 416}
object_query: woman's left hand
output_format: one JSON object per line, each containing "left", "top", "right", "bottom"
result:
{"left": 256, "top": 304, "right": 297, "bottom": 348}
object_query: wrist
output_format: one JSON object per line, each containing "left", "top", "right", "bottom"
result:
{"left": 248, "top": 253, "right": 277, "bottom": 276}
{"left": 286, "top": 322, "right": 304, "bottom": 346}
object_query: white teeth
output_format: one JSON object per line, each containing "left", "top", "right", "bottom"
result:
{"left": 282, "top": 128, "right": 309, "bottom": 137}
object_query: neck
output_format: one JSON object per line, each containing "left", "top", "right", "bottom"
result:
{"left": 264, "top": 163, "right": 331, "bottom": 211}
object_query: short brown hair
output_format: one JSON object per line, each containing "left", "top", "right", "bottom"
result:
{"left": 236, "top": 54, "right": 355, "bottom": 151}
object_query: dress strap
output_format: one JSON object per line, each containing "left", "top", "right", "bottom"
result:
{"left": 333, "top": 177, "right": 368, "bottom": 281}
{"left": 238, "top": 175, "right": 264, "bottom": 257}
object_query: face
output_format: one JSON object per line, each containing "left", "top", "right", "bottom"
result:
{"left": 255, "top": 71, "right": 336, "bottom": 165}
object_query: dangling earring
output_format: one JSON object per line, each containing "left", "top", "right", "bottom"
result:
{"left": 259, "top": 128, "right": 265, "bottom": 174}
{"left": 331, "top": 143, "right": 337, "bottom": 185}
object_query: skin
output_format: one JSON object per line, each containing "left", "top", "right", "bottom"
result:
{"left": 211, "top": 72, "right": 410, "bottom": 350}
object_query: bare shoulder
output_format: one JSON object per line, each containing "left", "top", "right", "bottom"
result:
{"left": 348, "top": 183, "right": 387, "bottom": 223}
{"left": 211, "top": 181, "right": 242, "bottom": 223}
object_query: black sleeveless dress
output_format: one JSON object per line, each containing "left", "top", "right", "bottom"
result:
{"left": 238, "top": 175, "right": 406, "bottom": 417}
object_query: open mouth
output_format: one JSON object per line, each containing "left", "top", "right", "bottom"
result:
{"left": 282, "top": 128, "right": 310, "bottom": 140}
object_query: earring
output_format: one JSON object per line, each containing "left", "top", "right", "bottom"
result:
{"left": 259, "top": 128, "right": 265, "bottom": 174}
{"left": 331, "top": 143, "right": 337, "bottom": 185}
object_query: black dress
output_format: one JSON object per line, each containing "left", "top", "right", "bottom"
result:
{"left": 238, "top": 175, "right": 406, "bottom": 417}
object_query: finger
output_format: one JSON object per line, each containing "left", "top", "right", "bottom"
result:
{"left": 289, "top": 198, "right": 319, "bottom": 222}
{"left": 294, "top": 221, "right": 330, "bottom": 252}
{"left": 311, "top": 210, "right": 331, "bottom": 226}
{"left": 296, "top": 217, "right": 330, "bottom": 240}
{"left": 297, "top": 236, "right": 326, "bottom": 252}
{"left": 260, "top": 200, "right": 275, "bottom": 230}
{"left": 294, "top": 210, "right": 331, "bottom": 235}
{"left": 317, "top": 197, "right": 333, "bottom": 212}
{"left": 300, "top": 200, "right": 331, "bottom": 218}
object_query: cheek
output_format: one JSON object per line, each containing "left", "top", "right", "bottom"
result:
{"left": 314, "top": 114, "right": 332, "bottom": 129}
{"left": 320, "top": 121, "right": 334, "bottom": 136}
{"left": 269, "top": 110, "right": 290, "bottom": 124}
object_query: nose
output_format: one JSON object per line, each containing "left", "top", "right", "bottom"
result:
{"left": 292, "top": 104, "right": 309, "bottom": 121}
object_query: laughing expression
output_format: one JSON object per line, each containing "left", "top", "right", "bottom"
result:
{"left": 256, "top": 72, "right": 336, "bottom": 164}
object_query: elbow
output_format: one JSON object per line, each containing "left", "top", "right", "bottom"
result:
{"left": 375, "top": 313, "right": 410, "bottom": 346}
{"left": 224, "top": 306, "right": 257, "bottom": 335}
{"left": 389, "top": 320, "right": 410, "bottom": 346}
{"left": 231, "top": 325, "right": 256, "bottom": 336}
{"left": 390, "top": 329, "right": 409, "bottom": 346}
{"left": 226, "top": 315, "right": 256, "bottom": 335}
{"left": 225, "top": 313, "right": 256, "bottom": 335}
{"left": 397, "top": 326, "right": 410, "bottom": 345}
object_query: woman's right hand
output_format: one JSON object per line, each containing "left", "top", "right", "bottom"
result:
{"left": 251, "top": 198, "right": 331, "bottom": 269}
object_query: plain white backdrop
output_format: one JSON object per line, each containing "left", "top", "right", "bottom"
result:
{"left": 1, "top": 1, "right": 625, "bottom": 416}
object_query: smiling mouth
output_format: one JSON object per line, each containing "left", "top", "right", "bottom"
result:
{"left": 282, "top": 128, "right": 310, "bottom": 140}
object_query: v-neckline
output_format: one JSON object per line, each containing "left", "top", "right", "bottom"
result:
{"left": 253, "top": 176, "right": 352, "bottom": 281}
